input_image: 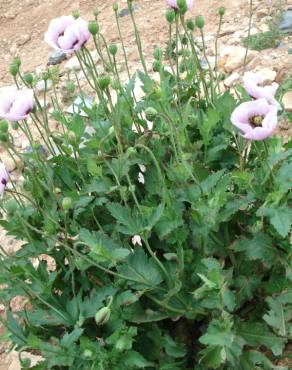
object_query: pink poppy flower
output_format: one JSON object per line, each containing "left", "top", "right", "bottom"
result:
{"left": 44, "top": 16, "right": 90, "bottom": 54}
{"left": 0, "top": 163, "right": 9, "bottom": 194}
{"left": 231, "top": 98, "right": 278, "bottom": 141}
{"left": 0, "top": 89, "right": 34, "bottom": 122}
{"left": 167, "top": 0, "right": 194, "bottom": 11}
{"left": 243, "top": 72, "right": 280, "bottom": 107}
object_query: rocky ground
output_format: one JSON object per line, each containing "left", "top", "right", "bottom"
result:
{"left": 0, "top": 0, "right": 292, "bottom": 368}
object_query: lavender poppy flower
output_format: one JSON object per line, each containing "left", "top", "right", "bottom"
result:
{"left": 243, "top": 72, "right": 280, "bottom": 107}
{"left": 231, "top": 98, "right": 278, "bottom": 141}
{"left": 167, "top": 0, "right": 194, "bottom": 11}
{"left": 0, "top": 163, "right": 9, "bottom": 194}
{"left": 0, "top": 89, "right": 34, "bottom": 122}
{"left": 44, "top": 16, "right": 90, "bottom": 54}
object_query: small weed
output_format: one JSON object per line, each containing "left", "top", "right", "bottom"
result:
{"left": 243, "top": 29, "right": 283, "bottom": 50}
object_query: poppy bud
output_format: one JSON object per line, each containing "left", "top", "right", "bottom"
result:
{"left": 88, "top": 21, "right": 99, "bottom": 35}
{"left": 109, "top": 43, "right": 118, "bottom": 56}
{"left": 98, "top": 75, "right": 111, "bottom": 90}
{"left": 177, "top": 0, "right": 187, "bottom": 13}
{"left": 95, "top": 307, "right": 111, "bottom": 325}
{"left": 145, "top": 107, "right": 158, "bottom": 122}
{"left": 9, "top": 62, "right": 19, "bottom": 77}
{"left": 72, "top": 10, "right": 80, "bottom": 19}
{"left": 0, "top": 120, "right": 8, "bottom": 133}
{"left": 62, "top": 197, "right": 73, "bottom": 211}
{"left": 165, "top": 9, "right": 175, "bottom": 23}
{"left": 153, "top": 47, "right": 163, "bottom": 61}
{"left": 23, "top": 73, "right": 34, "bottom": 86}
{"left": 67, "top": 131, "right": 77, "bottom": 145}
{"left": 0, "top": 133, "right": 8, "bottom": 143}
{"left": 153, "top": 60, "right": 162, "bottom": 72}
{"left": 218, "top": 7, "right": 226, "bottom": 17}
{"left": 195, "top": 15, "right": 205, "bottom": 29}
{"left": 113, "top": 3, "right": 118, "bottom": 12}
{"left": 186, "top": 19, "right": 195, "bottom": 31}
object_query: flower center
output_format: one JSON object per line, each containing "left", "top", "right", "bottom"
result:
{"left": 1, "top": 178, "right": 7, "bottom": 186}
{"left": 249, "top": 115, "right": 264, "bottom": 127}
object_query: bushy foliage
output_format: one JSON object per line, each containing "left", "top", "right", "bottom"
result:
{"left": 0, "top": 1, "right": 291, "bottom": 369}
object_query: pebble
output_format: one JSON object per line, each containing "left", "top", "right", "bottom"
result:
{"left": 278, "top": 9, "right": 292, "bottom": 33}
{"left": 35, "top": 79, "right": 53, "bottom": 93}
{"left": 47, "top": 50, "right": 67, "bottom": 66}
{"left": 282, "top": 91, "right": 292, "bottom": 111}
{"left": 224, "top": 72, "right": 240, "bottom": 87}
{"left": 118, "top": 4, "right": 139, "bottom": 18}
{"left": 255, "top": 68, "right": 277, "bottom": 84}
{"left": 220, "top": 46, "right": 258, "bottom": 73}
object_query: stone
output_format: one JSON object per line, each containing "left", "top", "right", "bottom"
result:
{"left": 65, "top": 95, "right": 94, "bottom": 117}
{"left": 224, "top": 72, "right": 240, "bottom": 87}
{"left": 222, "top": 46, "right": 258, "bottom": 73}
{"left": 118, "top": 4, "right": 139, "bottom": 18}
{"left": 255, "top": 68, "right": 277, "bottom": 84}
{"left": 47, "top": 50, "right": 67, "bottom": 66}
{"left": 35, "top": 79, "right": 53, "bottom": 93}
{"left": 282, "top": 91, "right": 292, "bottom": 111}
{"left": 278, "top": 10, "right": 292, "bottom": 33}
{"left": 63, "top": 56, "right": 81, "bottom": 71}
{"left": 1, "top": 153, "right": 23, "bottom": 172}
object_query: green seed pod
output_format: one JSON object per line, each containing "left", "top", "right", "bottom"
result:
{"left": 72, "top": 10, "right": 80, "bottom": 19}
{"left": 109, "top": 43, "right": 118, "bottom": 56}
{"left": 165, "top": 9, "right": 175, "bottom": 23}
{"left": 88, "top": 21, "right": 99, "bottom": 35}
{"left": 0, "top": 133, "right": 8, "bottom": 142}
{"left": 112, "top": 3, "right": 118, "bottom": 12}
{"left": 218, "top": 6, "right": 226, "bottom": 17}
{"left": 98, "top": 75, "right": 111, "bottom": 90}
{"left": 186, "top": 19, "right": 195, "bottom": 31}
{"left": 153, "top": 86, "right": 163, "bottom": 99}
{"left": 145, "top": 107, "right": 158, "bottom": 122}
{"left": 9, "top": 62, "right": 19, "bottom": 77}
{"left": 181, "top": 35, "right": 188, "bottom": 45}
{"left": 0, "top": 120, "right": 9, "bottom": 133}
{"left": 195, "top": 15, "right": 205, "bottom": 29}
{"left": 23, "top": 73, "right": 33, "bottom": 86}
{"left": 177, "top": 0, "right": 187, "bottom": 13}
{"left": 12, "top": 122, "right": 19, "bottom": 130}
{"left": 153, "top": 47, "right": 163, "bottom": 61}
{"left": 95, "top": 307, "right": 111, "bottom": 325}
{"left": 66, "top": 81, "right": 75, "bottom": 93}
{"left": 152, "top": 60, "right": 161, "bottom": 72}
{"left": 67, "top": 131, "right": 77, "bottom": 145}
{"left": 62, "top": 197, "right": 73, "bottom": 211}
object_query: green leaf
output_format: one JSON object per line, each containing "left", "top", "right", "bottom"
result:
{"left": 118, "top": 247, "right": 163, "bottom": 289}
{"left": 257, "top": 206, "right": 292, "bottom": 238}
{"left": 80, "top": 228, "right": 129, "bottom": 263}
{"left": 107, "top": 203, "right": 143, "bottom": 235}
{"left": 200, "top": 108, "right": 220, "bottom": 146}
{"left": 199, "top": 346, "right": 223, "bottom": 369}
{"left": 263, "top": 296, "right": 290, "bottom": 337}
{"left": 232, "top": 233, "right": 277, "bottom": 266}
{"left": 235, "top": 321, "right": 286, "bottom": 356}
{"left": 123, "top": 351, "right": 154, "bottom": 368}
{"left": 164, "top": 335, "right": 187, "bottom": 358}
{"left": 61, "top": 328, "right": 84, "bottom": 348}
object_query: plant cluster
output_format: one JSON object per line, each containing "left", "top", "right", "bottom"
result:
{"left": 0, "top": 0, "right": 291, "bottom": 369}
